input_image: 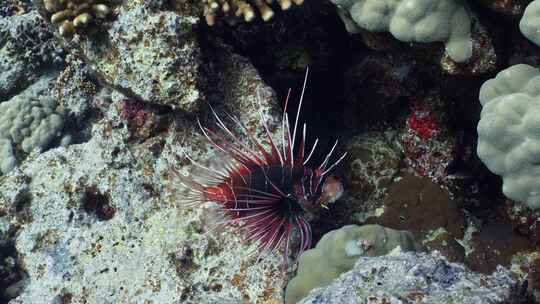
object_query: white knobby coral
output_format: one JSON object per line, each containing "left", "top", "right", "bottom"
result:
{"left": 520, "top": 0, "right": 540, "bottom": 46}
{"left": 478, "top": 64, "right": 540, "bottom": 209}
{"left": 0, "top": 76, "right": 65, "bottom": 174}
{"left": 330, "top": 0, "right": 472, "bottom": 62}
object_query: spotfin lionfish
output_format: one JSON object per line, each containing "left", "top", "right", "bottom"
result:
{"left": 174, "top": 69, "right": 346, "bottom": 261}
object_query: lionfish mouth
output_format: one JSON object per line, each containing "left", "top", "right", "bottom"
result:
{"left": 174, "top": 68, "right": 347, "bottom": 261}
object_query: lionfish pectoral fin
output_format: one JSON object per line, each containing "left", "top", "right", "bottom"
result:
{"left": 170, "top": 168, "right": 209, "bottom": 208}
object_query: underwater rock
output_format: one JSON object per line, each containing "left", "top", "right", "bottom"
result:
{"left": 0, "top": 10, "right": 64, "bottom": 99}
{"left": 400, "top": 93, "right": 456, "bottom": 182}
{"left": 366, "top": 174, "right": 464, "bottom": 240}
{"left": 285, "top": 224, "right": 422, "bottom": 304}
{"left": 477, "top": 0, "right": 526, "bottom": 15}
{"left": 342, "top": 52, "right": 423, "bottom": 128}
{"left": 78, "top": 0, "right": 202, "bottom": 111}
{"left": 331, "top": 0, "right": 495, "bottom": 75}
{"left": 1, "top": 48, "right": 288, "bottom": 303}
{"left": 54, "top": 54, "right": 99, "bottom": 119}
{"left": 316, "top": 131, "right": 402, "bottom": 231}
{"left": 423, "top": 229, "right": 465, "bottom": 263}
{"left": 465, "top": 210, "right": 531, "bottom": 274}
{"left": 505, "top": 199, "right": 540, "bottom": 245}
{"left": 510, "top": 252, "right": 540, "bottom": 302}
{"left": 203, "top": 42, "right": 281, "bottom": 137}
{"left": 331, "top": 0, "right": 473, "bottom": 62}
{"left": 297, "top": 250, "right": 519, "bottom": 304}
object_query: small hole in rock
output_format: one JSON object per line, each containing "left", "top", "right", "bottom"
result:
{"left": 81, "top": 187, "right": 115, "bottom": 221}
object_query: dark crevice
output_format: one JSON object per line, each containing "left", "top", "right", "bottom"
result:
{"left": 81, "top": 187, "right": 115, "bottom": 221}
{"left": 0, "top": 228, "right": 28, "bottom": 302}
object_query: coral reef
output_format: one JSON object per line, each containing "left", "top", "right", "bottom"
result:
{"left": 478, "top": 64, "right": 540, "bottom": 209}
{"left": 0, "top": 75, "right": 67, "bottom": 174}
{"left": 400, "top": 95, "right": 455, "bottom": 181}
{"left": 1, "top": 0, "right": 540, "bottom": 302}
{"left": 42, "top": 0, "right": 113, "bottom": 39}
{"left": 0, "top": 10, "right": 63, "bottom": 99}
{"left": 297, "top": 250, "right": 519, "bottom": 304}
{"left": 202, "top": 0, "right": 303, "bottom": 25}
{"left": 520, "top": 0, "right": 540, "bottom": 46}
{"left": 77, "top": 0, "right": 202, "bottom": 111}
{"left": 53, "top": 54, "right": 98, "bottom": 118}
{"left": 0, "top": 45, "right": 289, "bottom": 302}
{"left": 330, "top": 0, "right": 472, "bottom": 62}
{"left": 285, "top": 224, "right": 421, "bottom": 304}
{"left": 477, "top": 0, "right": 526, "bottom": 15}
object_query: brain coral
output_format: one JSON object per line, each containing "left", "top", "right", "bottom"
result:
{"left": 329, "top": 0, "right": 472, "bottom": 62}
{"left": 478, "top": 64, "right": 540, "bottom": 209}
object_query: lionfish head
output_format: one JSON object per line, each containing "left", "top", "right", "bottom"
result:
{"left": 293, "top": 168, "right": 344, "bottom": 217}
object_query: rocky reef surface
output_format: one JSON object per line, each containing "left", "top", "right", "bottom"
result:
{"left": 298, "top": 250, "right": 519, "bottom": 304}
{"left": 2, "top": 0, "right": 540, "bottom": 303}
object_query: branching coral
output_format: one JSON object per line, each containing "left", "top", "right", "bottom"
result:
{"left": 43, "top": 0, "right": 112, "bottom": 39}
{"left": 202, "top": 0, "right": 304, "bottom": 25}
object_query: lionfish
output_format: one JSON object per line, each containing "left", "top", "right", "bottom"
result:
{"left": 175, "top": 69, "right": 346, "bottom": 260}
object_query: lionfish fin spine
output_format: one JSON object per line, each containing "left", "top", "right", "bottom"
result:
{"left": 226, "top": 113, "right": 279, "bottom": 167}
{"left": 256, "top": 89, "right": 285, "bottom": 166}
{"left": 321, "top": 151, "right": 348, "bottom": 176}
{"left": 291, "top": 66, "right": 309, "bottom": 163}
{"left": 318, "top": 139, "right": 339, "bottom": 172}
{"left": 303, "top": 138, "right": 319, "bottom": 165}
{"left": 207, "top": 105, "right": 266, "bottom": 167}
{"left": 170, "top": 168, "right": 208, "bottom": 208}
{"left": 296, "top": 123, "right": 307, "bottom": 164}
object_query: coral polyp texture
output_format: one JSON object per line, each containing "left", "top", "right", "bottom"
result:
{"left": 478, "top": 64, "right": 540, "bottom": 209}
{"left": 42, "top": 0, "right": 112, "bottom": 38}
{"left": 203, "top": 0, "right": 303, "bottom": 25}
{"left": 285, "top": 224, "right": 421, "bottom": 304}
{"left": 329, "top": 0, "right": 472, "bottom": 62}
{"left": 0, "top": 75, "right": 66, "bottom": 174}
{"left": 520, "top": 0, "right": 540, "bottom": 46}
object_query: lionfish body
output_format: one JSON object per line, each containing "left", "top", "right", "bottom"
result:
{"left": 178, "top": 70, "right": 346, "bottom": 260}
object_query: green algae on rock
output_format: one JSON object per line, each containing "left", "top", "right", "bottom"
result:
{"left": 76, "top": 0, "right": 202, "bottom": 111}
